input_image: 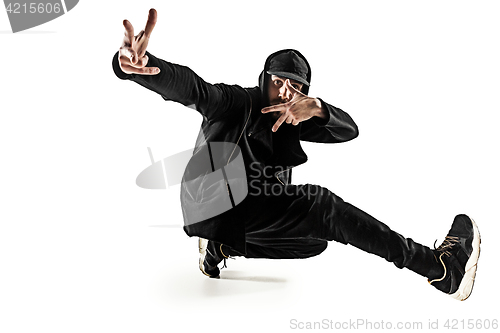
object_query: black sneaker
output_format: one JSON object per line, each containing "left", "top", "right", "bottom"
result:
{"left": 198, "top": 238, "right": 229, "bottom": 278}
{"left": 428, "top": 214, "right": 481, "bottom": 301}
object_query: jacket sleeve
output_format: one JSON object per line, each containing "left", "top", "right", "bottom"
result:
{"left": 299, "top": 98, "right": 359, "bottom": 143}
{"left": 112, "top": 51, "right": 248, "bottom": 122}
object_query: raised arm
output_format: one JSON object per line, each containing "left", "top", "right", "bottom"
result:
{"left": 299, "top": 100, "right": 359, "bottom": 143}
{"left": 260, "top": 79, "right": 358, "bottom": 143}
{"left": 112, "top": 9, "right": 250, "bottom": 122}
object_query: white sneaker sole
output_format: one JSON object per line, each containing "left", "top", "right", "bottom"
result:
{"left": 198, "top": 238, "right": 211, "bottom": 277}
{"left": 450, "top": 218, "right": 481, "bottom": 301}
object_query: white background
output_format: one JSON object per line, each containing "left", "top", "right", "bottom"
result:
{"left": 1, "top": 1, "right": 499, "bottom": 332}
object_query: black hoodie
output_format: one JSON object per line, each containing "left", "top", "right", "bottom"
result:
{"left": 112, "top": 49, "right": 359, "bottom": 253}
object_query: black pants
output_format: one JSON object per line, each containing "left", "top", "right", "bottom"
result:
{"left": 227, "top": 183, "right": 439, "bottom": 278}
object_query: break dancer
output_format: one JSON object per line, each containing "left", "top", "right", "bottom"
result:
{"left": 112, "top": 9, "right": 480, "bottom": 301}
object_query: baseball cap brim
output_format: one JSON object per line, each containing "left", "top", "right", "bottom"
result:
{"left": 267, "top": 70, "right": 310, "bottom": 86}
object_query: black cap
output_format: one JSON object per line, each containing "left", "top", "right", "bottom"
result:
{"left": 267, "top": 50, "right": 310, "bottom": 86}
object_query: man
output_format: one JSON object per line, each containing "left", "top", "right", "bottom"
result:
{"left": 113, "top": 9, "right": 480, "bottom": 301}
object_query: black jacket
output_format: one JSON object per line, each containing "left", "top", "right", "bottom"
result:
{"left": 112, "top": 49, "right": 359, "bottom": 253}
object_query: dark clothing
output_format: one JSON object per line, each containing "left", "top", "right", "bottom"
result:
{"left": 112, "top": 50, "right": 359, "bottom": 253}
{"left": 219, "top": 183, "right": 436, "bottom": 277}
{"left": 112, "top": 50, "right": 438, "bottom": 278}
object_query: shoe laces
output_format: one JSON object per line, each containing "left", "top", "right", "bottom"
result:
{"left": 433, "top": 236, "right": 460, "bottom": 257}
{"left": 219, "top": 244, "right": 233, "bottom": 270}
{"left": 429, "top": 237, "right": 459, "bottom": 285}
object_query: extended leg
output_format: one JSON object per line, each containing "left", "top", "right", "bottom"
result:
{"left": 198, "top": 184, "right": 480, "bottom": 300}
{"left": 242, "top": 184, "right": 441, "bottom": 278}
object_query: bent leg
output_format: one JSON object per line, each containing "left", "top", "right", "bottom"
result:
{"left": 241, "top": 238, "right": 328, "bottom": 259}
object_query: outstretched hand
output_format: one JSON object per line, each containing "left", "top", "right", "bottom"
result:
{"left": 261, "top": 79, "right": 327, "bottom": 132}
{"left": 118, "top": 8, "right": 159, "bottom": 75}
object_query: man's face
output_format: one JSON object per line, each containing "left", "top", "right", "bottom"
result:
{"left": 267, "top": 75, "right": 304, "bottom": 107}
